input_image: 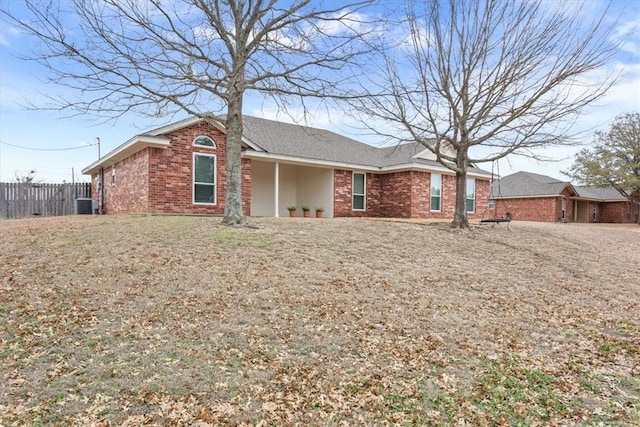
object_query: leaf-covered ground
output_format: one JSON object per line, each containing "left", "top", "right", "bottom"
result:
{"left": 1, "top": 215, "right": 639, "bottom": 426}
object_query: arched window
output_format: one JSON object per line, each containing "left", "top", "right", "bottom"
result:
{"left": 193, "top": 135, "right": 216, "bottom": 148}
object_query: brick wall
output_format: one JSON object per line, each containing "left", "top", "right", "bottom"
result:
{"left": 147, "top": 122, "right": 251, "bottom": 215}
{"left": 94, "top": 121, "right": 251, "bottom": 216}
{"left": 379, "top": 172, "right": 412, "bottom": 217}
{"left": 333, "top": 170, "right": 380, "bottom": 217}
{"left": 599, "top": 201, "right": 634, "bottom": 223}
{"left": 103, "top": 150, "right": 150, "bottom": 214}
{"left": 334, "top": 169, "right": 491, "bottom": 219}
{"left": 489, "top": 188, "right": 576, "bottom": 223}
{"left": 493, "top": 196, "right": 564, "bottom": 222}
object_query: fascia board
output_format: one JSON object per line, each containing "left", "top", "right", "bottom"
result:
{"left": 493, "top": 194, "right": 565, "bottom": 199}
{"left": 243, "top": 153, "right": 491, "bottom": 179}
{"left": 242, "top": 151, "right": 378, "bottom": 171}
{"left": 148, "top": 116, "right": 265, "bottom": 152}
{"left": 81, "top": 135, "right": 170, "bottom": 175}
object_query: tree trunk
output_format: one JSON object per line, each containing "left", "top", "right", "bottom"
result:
{"left": 222, "top": 90, "right": 246, "bottom": 225}
{"left": 451, "top": 151, "right": 469, "bottom": 229}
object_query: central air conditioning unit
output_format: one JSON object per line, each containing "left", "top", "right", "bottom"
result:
{"left": 75, "top": 198, "right": 98, "bottom": 215}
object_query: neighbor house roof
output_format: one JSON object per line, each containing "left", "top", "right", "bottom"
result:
{"left": 83, "top": 115, "right": 492, "bottom": 177}
{"left": 574, "top": 186, "right": 628, "bottom": 202}
{"left": 491, "top": 171, "right": 577, "bottom": 198}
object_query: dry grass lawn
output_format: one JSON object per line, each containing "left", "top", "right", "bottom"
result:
{"left": 1, "top": 215, "right": 639, "bottom": 426}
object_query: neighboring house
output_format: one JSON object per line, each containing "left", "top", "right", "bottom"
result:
{"left": 82, "top": 116, "right": 492, "bottom": 218}
{"left": 488, "top": 171, "right": 639, "bottom": 223}
{"left": 573, "top": 186, "right": 639, "bottom": 224}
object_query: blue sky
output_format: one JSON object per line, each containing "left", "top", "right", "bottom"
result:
{"left": 1, "top": 0, "right": 639, "bottom": 183}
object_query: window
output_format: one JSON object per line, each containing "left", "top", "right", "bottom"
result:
{"left": 488, "top": 199, "right": 496, "bottom": 209}
{"left": 430, "top": 174, "right": 442, "bottom": 211}
{"left": 352, "top": 172, "right": 365, "bottom": 210}
{"left": 193, "top": 154, "right": 216, "bottom": 204}
{"left": 193, "top": 135, "right": 216, "bottom": 148}
{"left": 561, "top": 198, "right": 567, "bottom": 220}
{"left": 466, "top": 178, "right": 475, "bottom": 213}
{"left": 111, "top": 166, "right": 116, "bottom": 185}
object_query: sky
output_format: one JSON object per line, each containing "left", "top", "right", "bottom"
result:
{"left": 1, "top": 0, "right": 639, "bottom": 184}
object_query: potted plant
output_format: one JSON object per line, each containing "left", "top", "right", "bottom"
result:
{"left": 287, "top": 206, "right": 297, "bottom": 217}
{"left": 315, "top": 207, "right": 324, "bottom": 218}
{"left": 301, "top": 206, "right": 311, "bottom": 218}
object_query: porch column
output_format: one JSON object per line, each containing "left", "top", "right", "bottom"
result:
{"left": 274, "top": 162, "right": 280, "bottom": 217}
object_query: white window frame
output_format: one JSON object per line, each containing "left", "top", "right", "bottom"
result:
{"left": 430, "top": 173, "right": 442, "bottom": 212}
{"left": 193, "top": 153, "right": 217, "bottom": 205}
{"left": 193, "top": 135, "right": 216, "bottom": 148}
{"left": 465, "top": 178, "right": 476, "bottom": 213}
{"left": 352, "top": 172, "right": 366, "bottom": 211}
{"left": 488, "top": 199, "right": 496, "bottom": 209}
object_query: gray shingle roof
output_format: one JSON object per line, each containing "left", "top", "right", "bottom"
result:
{"left": 242, "top": 115, "right": 382, "bottom": 166}
{"left": 491, "top": 171, "right": 573, "bottom": 198}
{"left": 575, "top": 186, "right": 628, "bottom": 201}
{"left": 241, "top": 116, "right": 490, "bottom": 174}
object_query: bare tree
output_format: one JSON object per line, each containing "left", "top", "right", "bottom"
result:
{"left": 349, "top": 0, "right": 620, "bottom": 228}
{"left": 15, "top": 169, "right": 40, "bottom": 184}
{"left": 1, "top": 0, "right": 374, "bottom": 225}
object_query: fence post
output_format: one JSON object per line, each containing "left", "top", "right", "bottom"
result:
{"left": 0, "top": 182, "right": 92, "bottom": 219}
{"left": 0, "top": 183, "right": 6, "bottom": 219}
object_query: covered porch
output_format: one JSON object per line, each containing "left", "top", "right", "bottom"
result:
{"left": 250, "top": 160, "right": 334, "bottom": 218}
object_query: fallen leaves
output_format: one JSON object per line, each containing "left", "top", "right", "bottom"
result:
{"left": 0, "top": 216, "right": 638, "bottom": 425}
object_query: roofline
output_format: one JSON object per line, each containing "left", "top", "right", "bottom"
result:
{"left": 243, "top": 151, "right": 379, "bottom": 171}
{"left": 570, "top": 196, "right": 630, "bottom": 202}
{"left": 82, "top": 116, "right": 266, "bottom": 175}
{"left": 147, "top": 116, "right": 264, "bottom": 152}
{"left": 492, "top": 194, "right": 569, "bottom": 200}
{"left": 81, "top": 135, "right": 171, "bottom": 175}
{"left": 243, "top": 151, "right": 491, "bottom": 178}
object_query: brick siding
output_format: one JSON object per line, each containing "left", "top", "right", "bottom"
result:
{"left": 334, "top": 169, "right": 490, "bottom": 219}
{"left": 598, "top": 201, "right": 636, "bottom": 223}
{"left": 93, "top": 121, "right": 251, "bottom": 215}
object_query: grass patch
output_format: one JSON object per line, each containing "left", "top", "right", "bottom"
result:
{"left": 1, "top": 215, "right": 639, "bottom": 425}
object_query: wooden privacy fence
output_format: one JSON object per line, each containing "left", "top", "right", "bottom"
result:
{"left": 0, "top": 182, "right": 92, "bottom": 219}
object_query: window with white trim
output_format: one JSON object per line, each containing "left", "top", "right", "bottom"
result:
{"left": 488, "top": 199, "right": 495, "bottom": 209}
{"left": 430, "top": 174, "right": 442, "bottom": 211}
{"left": 352, "top": 172, "right": 365, "bottom": 210}
{"left": 193, "top": 153, "right": 216, "bottom": 204}
{"left": 193, "top": 135, "right": 216, "bottom": 148}
{"left": 465, "top": 178, "right": 475, "bottom": 213}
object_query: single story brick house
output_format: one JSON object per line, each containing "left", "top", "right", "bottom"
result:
{"left": 82, "top": 116, "right": 492, "bottom": 218}
{"left": 488, "top": 171, "right": 639, "bottom": 223}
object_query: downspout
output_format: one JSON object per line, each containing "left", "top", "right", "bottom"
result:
{"left": 99, "top": 167, "right": 105, "bottom": 214}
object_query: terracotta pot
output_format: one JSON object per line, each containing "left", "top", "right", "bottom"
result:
{"left": 316, "top": 211, "right": 323, "bottom": 218}
{"left": 288, "top": 210, "right": 296, "bottom": 217}
{"left": 303, "top": 211, "right": 310, "bottom": 218}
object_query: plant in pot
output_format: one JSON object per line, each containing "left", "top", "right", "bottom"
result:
{"left": 287, "top": 206, "right": 297, "bottom": 217}
{"left": 315, "top": 207, "right": 324, "bottom": 218}
{"left": 301, "top": 206, "right": 311, "bottom": 218}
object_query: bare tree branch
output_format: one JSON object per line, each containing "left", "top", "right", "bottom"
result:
{"left": 348, "top": 0, "right": 622, "bottom": 228}
{"left": 1, "top": 0, "right": 378, "bottom": 224}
